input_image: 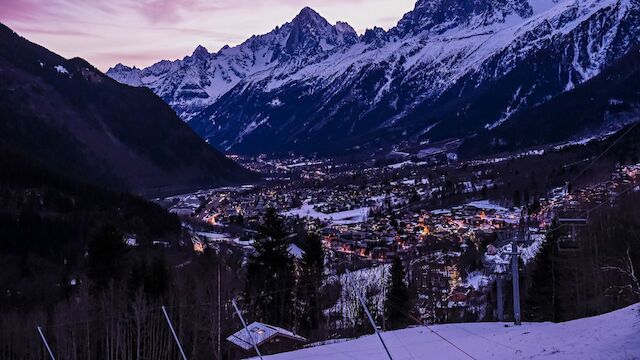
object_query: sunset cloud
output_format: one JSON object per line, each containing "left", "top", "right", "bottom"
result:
{"left": 0, "top": 0, "right": 415, "bottom": 70}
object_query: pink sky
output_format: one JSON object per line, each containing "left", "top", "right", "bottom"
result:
{"left": 0, "top": 0, "right": 416, "bottom": 71}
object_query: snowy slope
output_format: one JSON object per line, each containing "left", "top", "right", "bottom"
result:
{"left": 260, "top": 303, "right": 640, "bottom": 360}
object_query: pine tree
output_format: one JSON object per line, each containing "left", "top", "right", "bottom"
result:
{"left": 87, "top": 224, "right": 127, "bottom": 292}
{"left": 513, "top": 190, "right": 522, "bottom": 208}
{"left": 245, "top": 208, "right": 295, "bottom": 327}
{"left": 296, "top": 233, "right": 325, "bottom": 337}
{"left": 384, "top": 257, "right": 410, "bottom": 330}
{"left": 146, "top": 255, "right": 169, "bottom": 299}
{"left": 524, "top": 222, "right": 560, "bottom": 321}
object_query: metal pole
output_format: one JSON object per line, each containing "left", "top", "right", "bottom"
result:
{"left": 496, "top": 274, "right": 504, "bottom": 321}
{"left": 217, "top": 263, "right": 222, "bottom": 360}
{"left": 511, "top": 242, "right": 522, "bottom": 325}
{"left": 231, "top": 299, "right": 263, "bottom": 360}
{"left": 161, "top": 306, "right": 188, "bottom": 360}
{"left": 36, "top": 326, "right": 56, "bottom": 360}
{"left": 347, "top": 270, "right": 393, "bottom": 360}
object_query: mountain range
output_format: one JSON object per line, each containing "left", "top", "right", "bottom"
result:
{"left": 107, "top": 0, "right": 640, "bottom": 156}
{"left": 0, "top": 23, "right": 254, "bottom": 195}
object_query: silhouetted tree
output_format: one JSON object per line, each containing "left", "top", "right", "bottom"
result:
{"left": 296, "top": 233, "right": 325, "bottom": 337}
{"left": 525, "top": 222, "right": 560, "bottom": 321}
{"left": 245, "top": 208, "right": 295, "bottom": 327}
{"left": 87, "top": 225, "right": 127, "bottom": 292}
{"left": 384, "top": 257, "right": 410, "bottom": 330}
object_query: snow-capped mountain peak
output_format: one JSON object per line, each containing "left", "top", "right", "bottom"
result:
{"left": 292, "top": 6, "right": 328, "bottom": 28}
{"left": 108, "top": 0, "right": 640, "bottom": 155}
{"left": 190, "top": 45, "right": 209, "bottom": 59}
{"left": 107, "top": 7, "right": 357, "bottom": 120}
{"left": 111, "top": 63, "right": 134, "bottom": 72}
{"left": 281, "top": 7, "right": 358, "bottom": 58}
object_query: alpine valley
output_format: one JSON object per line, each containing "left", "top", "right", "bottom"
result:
{"left": 3, "top": 2, "right": 640, "bottom": 359}
{"left": 108, "top": 0, "right": 640, "bottom": 156}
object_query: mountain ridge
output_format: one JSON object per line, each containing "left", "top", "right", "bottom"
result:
{"left": 108, "top": 0, "right": 640, "bottom": 155}
{"left": 0, "top": 23, "right": 255, "bottom": 195}
{"left": 107, "top": 6, "right": 358, "bottom": 121}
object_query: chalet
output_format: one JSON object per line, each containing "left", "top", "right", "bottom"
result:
{"left": 226, "top": 322, "right": 306, "bottom": 359}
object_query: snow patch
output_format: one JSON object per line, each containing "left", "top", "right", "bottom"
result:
{"left": 282, "top": 204, "right": 369, "bottom": 225}
{"left": 54, "top": 65, "right": 69, "bottom": 75}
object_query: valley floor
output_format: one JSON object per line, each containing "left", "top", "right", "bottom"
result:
{"left": 260, "top": 303, "right": 640, "bottom": 360}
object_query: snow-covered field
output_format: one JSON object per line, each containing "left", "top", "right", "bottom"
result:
{"left": 259, "top": 303, "right": 640, "bottom": 360}
{"left": 282, "top": 204, "right": 370, "bottom": 225}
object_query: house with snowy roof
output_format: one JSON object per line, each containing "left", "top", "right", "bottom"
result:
{"left": 226, "top": 322, "right": 306, "bottom": 358}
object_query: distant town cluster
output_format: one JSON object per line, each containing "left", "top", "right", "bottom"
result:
{"left": 155, "top": 152, "right": 640, "bottom": 323}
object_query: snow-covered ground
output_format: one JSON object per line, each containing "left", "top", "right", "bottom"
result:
{"left": 259, "top": 303, "right": 640, "bottom": 360}
{"left": 282, "top": 203, "right": 370, "bottom": 225}
{"left": 326, "top": 265, "right": 390, "bottom": 328}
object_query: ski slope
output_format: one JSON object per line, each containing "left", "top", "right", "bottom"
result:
{"left": 259, "top": 303, "right": 640, "bottom": 360}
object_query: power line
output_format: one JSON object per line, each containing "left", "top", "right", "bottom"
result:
{"left": 569, "top": 121, "right": 640, "bottom": 185}
{"left": 539, "top": 120, "right": 640, "bottom": 234}
{"left": 383, "top": 297, "right": 479, "bottom": 360}
{"left": 345, "top": 269, "right": 393, "bottom": 360}
{"left": 545, "top": 179, "right": 640, "bottom": 235}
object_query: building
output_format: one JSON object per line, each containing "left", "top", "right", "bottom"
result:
{"left": 226, "top": 322, "right": 307, "bottom": 359}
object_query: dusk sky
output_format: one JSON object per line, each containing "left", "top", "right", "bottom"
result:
{"left": 1, "top": 0, "right": 416, "bottom": 71}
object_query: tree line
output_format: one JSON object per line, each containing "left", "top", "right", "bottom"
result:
{"left": 525, "top": 192, "right": 640, "bottom": 321}
{"left": 1, "top": 205, "right": 414, "bottom": 359}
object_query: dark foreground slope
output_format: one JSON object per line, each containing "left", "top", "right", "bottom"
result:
{"left": 0, "top": 144, "right": 182, "bottom": 308}
{"left": 0, "top": 23, "right": 254, "bottom": 195}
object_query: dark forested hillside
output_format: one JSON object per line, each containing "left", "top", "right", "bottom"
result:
{"left": 0, "top": 145, "right": 183, "bottom": 308}
{"left": 524, "top": 194, "right": 640, "bottom": 322}
{"left": 0, "top": 23, "right": 255, "bottom": 195}
{"left": 459, "top": 46, "right": 640, "bottom": 158}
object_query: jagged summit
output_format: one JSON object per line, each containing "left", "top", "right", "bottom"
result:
{"left": 283, "top": 7, "right": 357, "bottom": 57}
{"left": 191, "top": 45, "right": 209, "bottom": 58}
{"left": 293, "top": 6, "right": 326, "bottom": 25}
{"left": 393, "top": 0, "right": 534, "bottom": 35}
{"left": 336, "top": 21, "right": 357, "bottom": 36}
{"left": 111, "top": 63, "right": 133, "bottom": 71}
{"left": 362, "top": 26, "right": 388, "bottom": 45}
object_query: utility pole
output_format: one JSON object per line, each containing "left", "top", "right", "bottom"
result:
{"left": 382, "top": 277, "right": 387, "bottom": 331}
{"left": 36, "top": 326, "right": 56, "bottom": 360}
{"left": 161, "top": 306, "right": 189, "bottom": 360}
{"left": 496, "top": 273, "right": 505, "bottom": 321}
{"left": 217, "top": 263, "right": 222, "bottom": 360}
{"left": 231, "top": 299, "right": 263, "bottom": 360}
{"left": 510, "top": 242, "right": 522, "bottom": 325}
{"left": 347, "top": 270, "right": 393, "bottom": 360}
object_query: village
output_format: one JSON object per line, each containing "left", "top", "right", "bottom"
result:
{"left": 155, "top": 152, "right": 640, "bottom": 326}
